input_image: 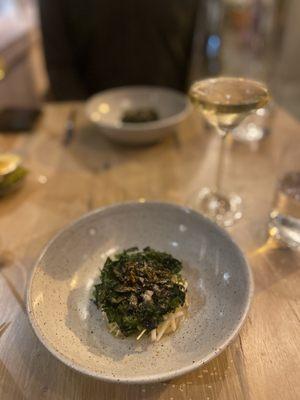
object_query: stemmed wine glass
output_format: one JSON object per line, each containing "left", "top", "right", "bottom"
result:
{"left": 188, "top": 77, "right": 269, "bottom": 227}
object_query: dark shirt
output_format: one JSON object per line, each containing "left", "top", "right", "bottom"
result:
{"left": 39, "top": 0, "right": 202, "bottom": 100}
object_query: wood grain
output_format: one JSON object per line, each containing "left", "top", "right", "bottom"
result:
{"left": 0, "top": 104, "right": 299, "bottom": 400}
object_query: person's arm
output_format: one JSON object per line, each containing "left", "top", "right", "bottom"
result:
{"left": 39, "top": 0, "right": 87, "bottom": 100}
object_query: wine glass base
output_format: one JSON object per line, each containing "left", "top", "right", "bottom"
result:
{"left": 188, "top": 188, "right": 242, "bottom": 227}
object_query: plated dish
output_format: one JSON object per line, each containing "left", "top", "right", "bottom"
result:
{"left": 27, "top": 202, "right": 253, "bottom": 383}
{"left": 93, "top": 247, "right": 188, "bottom": 342}
{"left": 85, "top": 86, "right": 191, "bottom": 145}
{"left": 0, "top": 153, "right": 27, "bottom": 197}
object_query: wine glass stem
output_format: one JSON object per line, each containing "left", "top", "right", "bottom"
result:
{"left": 215, "top": 133, "right": 228, "bottom": 194}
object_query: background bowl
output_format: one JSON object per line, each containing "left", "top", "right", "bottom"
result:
{"left": 27, "top": 202, "right": 253, "bottom": 384}
{"left": 85, "top": 86, "right": 191, "bottom": 144}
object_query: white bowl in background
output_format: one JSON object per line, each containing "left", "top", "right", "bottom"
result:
{"left": 85, "top": 86, "right": 191, "bottom": 145}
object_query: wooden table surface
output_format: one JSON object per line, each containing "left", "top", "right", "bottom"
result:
{"left": 0, "top": 103, "right": 299, "bottom": 400}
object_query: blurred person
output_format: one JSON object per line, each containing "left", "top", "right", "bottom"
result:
{"left": 39, "top": 0, "right": 205, "bottom": 100}
{"left": 271, "top": 0, "right": 300, "bottom": 119}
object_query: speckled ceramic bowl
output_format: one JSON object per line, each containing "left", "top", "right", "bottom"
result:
{"left": 27, "top": 202, "right": 253, "bottom": 384}
{"left": 85, "top": 86, "right": 191, "bottom": 144}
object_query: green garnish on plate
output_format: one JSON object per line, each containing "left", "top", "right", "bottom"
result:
{"left": 0, "top": 166, "right": 27, "bottom": 196}
{"left": 93, "top": 247, "right": 187, "bottom": 338}
{"left": 121, "top": 108, "right": 159, "bottom": 123}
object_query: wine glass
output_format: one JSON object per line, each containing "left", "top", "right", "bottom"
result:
{"left": 188, "top": 77, "right": 269, "bottom": 227}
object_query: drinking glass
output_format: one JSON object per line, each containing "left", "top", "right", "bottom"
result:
{"left": 269, "top": 172, "right": 300, "bottom": 248}
{"left": 232, "top": 104, "right": 273, "bottom": 142}
{"left": 188, "top": 77, "right": 269, "bottom": 226}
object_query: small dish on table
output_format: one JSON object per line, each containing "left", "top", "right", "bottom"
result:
{"left": 85, "top": 86, "right": 191, "bottom": 145}
{"left": 0, "top": 153, "right": 27, "bottom": 197}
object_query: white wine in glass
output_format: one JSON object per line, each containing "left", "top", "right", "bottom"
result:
{"left": 188, "top": 77, "right": 269, "bottom": 226}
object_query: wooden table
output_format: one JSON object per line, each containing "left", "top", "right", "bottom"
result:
{"left": 0, "top": 104, "right": 299, "bottom": 400}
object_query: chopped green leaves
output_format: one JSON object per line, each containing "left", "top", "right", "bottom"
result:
{"left": 121, "top": 108, "right": 159, "bottom": 123}
{"left": 93, "top": 247, "right": 186, "bottom": 337}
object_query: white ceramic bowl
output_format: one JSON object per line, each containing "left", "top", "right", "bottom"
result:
{"left": 27, "top": 202, "right": 253, "bottom": 384}
{"left": 85, "top": 86, "right": 191, "bottom": 144}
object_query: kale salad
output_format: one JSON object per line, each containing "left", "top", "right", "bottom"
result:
{"left": 93, "top": 247, "right": 188, "bottom": 341}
